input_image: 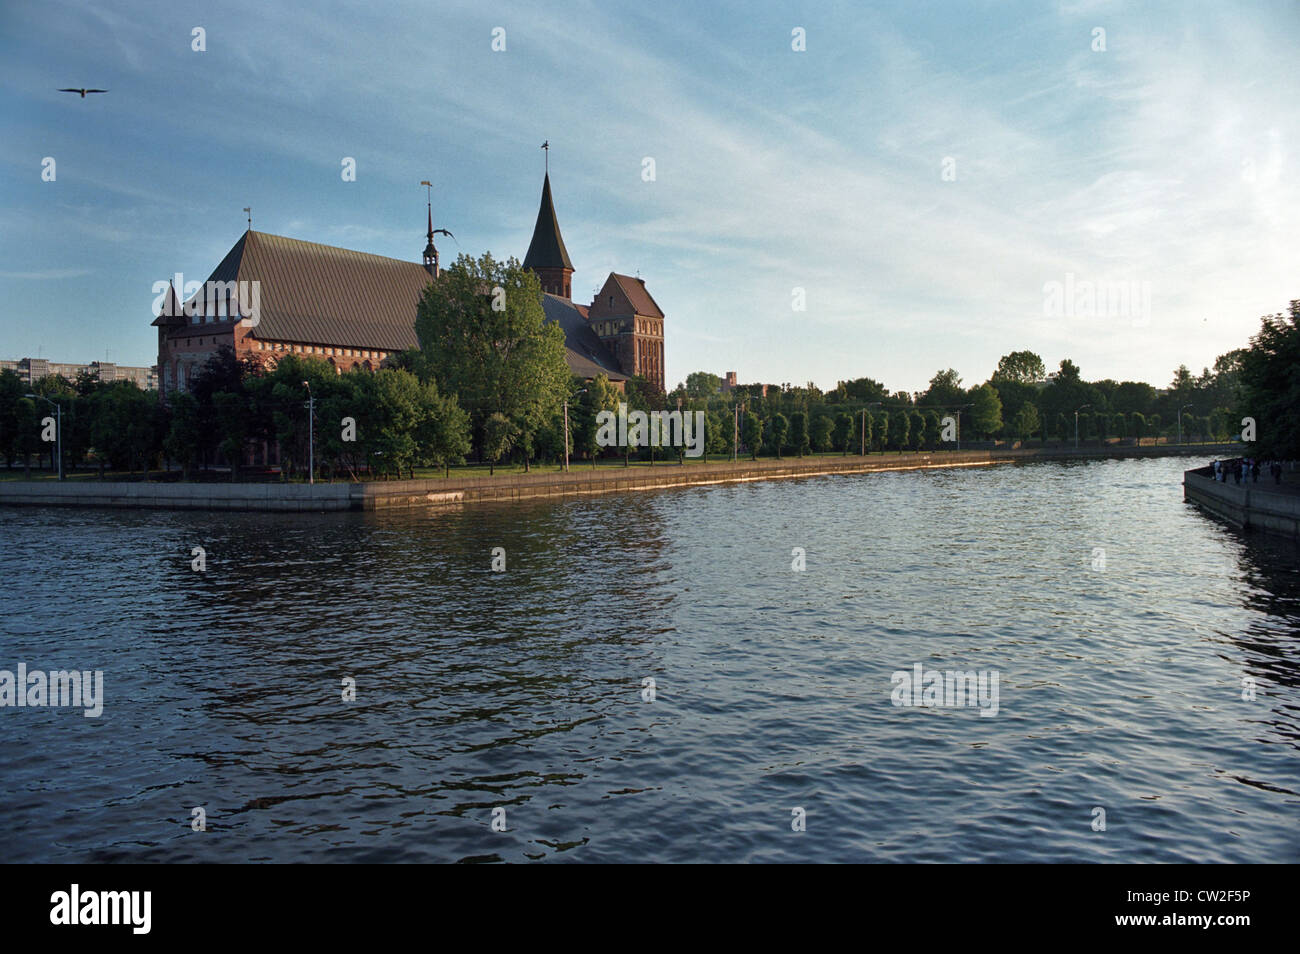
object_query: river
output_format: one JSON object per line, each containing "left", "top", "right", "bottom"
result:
{"left": 1, "top": 455, "right": 1297, "bottom": 862}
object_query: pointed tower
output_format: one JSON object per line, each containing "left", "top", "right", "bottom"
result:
{"left": 523, "top": 173, "right": 574, "bottom": 299}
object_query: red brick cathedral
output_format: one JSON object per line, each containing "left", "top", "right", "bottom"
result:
{"left": 153, "top": 170, "right": 666, "bottom": 396}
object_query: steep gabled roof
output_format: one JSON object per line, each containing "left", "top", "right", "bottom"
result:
{"left": 541, "top": 293, "right": 627, "bottom": 381}
{"left": 610, "top": 273, "right": 664, "bottom": 319}
{"left": 523, "top": 173, "right": 573, "bottom": 271}
{"left": 151, "top": 281, "right": 185, "bottom": 326}
{"left": 178, "top": 231, "right": 432, "bottom": 351}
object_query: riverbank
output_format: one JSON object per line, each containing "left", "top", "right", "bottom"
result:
{"left": 1183, "top": 464, "right": 1300, "bottom": 539}
{"left": 0, "top": 443, "right": 1237, "bottom": 512}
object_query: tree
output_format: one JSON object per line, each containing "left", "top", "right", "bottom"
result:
{"left": 1238, "top": 300, "right": 1300, "bottom": 459}
{"left": 1011, "top": 403, "right": 1040, "bottom": 442}
{"left": 924, "top": 410, "right": 942, "bottom": 449}
{"left": 810, "top": 413, "right": 834, "bottom": 454}
{"left": 840, "top": 377, "right": 890, "bottom": 404}
{"left": 416, "top": 377, "right": 472, "bottom": 477}
{"left": 888, "top": 408, "right": 910, "bottom": 453}
{"left": 482, "top": 412, "right": 517, "bottom": 476}
{"left": 908, "top": 409, "right": 926, "bottom": 451}
{"left": 789, "top": 411, "right": 810, "bottom": 457}
{"left": 922, "top": 369, "right": 965, "bottom": 409}
{"left": 162, "top": 390, "right": 200, "bottom": 480}
{"left": 574, "top": 375, "right": 621, "bottom": 468}
{"left": 833, "top": 412, "right": 854, "bottom": 455}
{"left": 969, "top": 384, "right": 1003, "bottom": 439}
{"left": 768, "top": 413, "right": 789, "bottom": 459}
{"left": 415, "top": 253, "right": 569, "bottom": 459}
{"left": 211, "top": 390, "right": 248, "bottom": 481}
{"left": 742, "top": 410, "right": 763, "bottom": 460}
{"left": 991, "top": 351, "right": 1046, "bottom": 385}
{"left": 1130, "top": 411, "right": 1147, "bottom": 441}
{"left": 684, "top": 371, "right": 721, "bottom": 399}
{"left": 873, "top": 410, "right": 889, "bottom": 452}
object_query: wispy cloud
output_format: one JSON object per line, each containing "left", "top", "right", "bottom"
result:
{"left": 0, "top": 0, "right": 1296, "bottom": 391}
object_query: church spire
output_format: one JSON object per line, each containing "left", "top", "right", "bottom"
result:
{"left": 523, "top": 165, "right": 574, "bottom": 299}
{"left": 421, "top": 179, "right": 454, "bottom": 278}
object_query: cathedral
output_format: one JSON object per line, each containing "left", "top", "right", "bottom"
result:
{"left": 153, "top": 169, "right": 666, "bottom": 396}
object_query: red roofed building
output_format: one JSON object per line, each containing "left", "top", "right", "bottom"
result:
{"left": 522, "top": 173, "right": 665, "bottom": 392}
{"left": 153, "top": 164, "right": 662, "bottom": 399}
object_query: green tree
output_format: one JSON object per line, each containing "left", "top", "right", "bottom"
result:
{"left": 924, "top": 410, "right": 942, "bottom": 449}
{"left": 415, "top": 253, "right": 569, "bottom": 460}
{"left": 909, "top": 409, "right": 926, "bottom": 450}
{"left": 921, "top": 369, "right": 965, "bottom": 408}
{"left": 969, "top": 384, "right": 1003, "bottom": 439}
{"left": 1130, "top": 411, "right": 1147, "bottom": 441}
{"left": 789, "top": 411, "right": 810, "bottom": 457}
{"left": 888, "top": 408, "right": 910, "bottom": 453}
{"left": 768, "top": 413, "right": 789, "bottom": 459}
{"left": 482, "top": 412, "right": 517, "bottom": 476}
{"left": 211, "top": 391, "right": 248, "bottom": 481}
{"left": 833, "top": 411, "right": 854, "bottom": 455}
{"left": 1238, "top": 300, "right": 1300, "bottom": 458}
{"left": 1011, "top": 403, "right": 1040, "bottom": 442}
{"left": 810, "top": 413, "right": 834, "bottom": 454}
{"left": 684, "top": 371, "right": 722, "bottom": 399}
{"left": 991, "top": 351, "right": 1046, "bottom": 385}
{"left": 163, "top": 391, "right": 202, "bottom": 480}
{"left": 742, "top": 410, "right": 763, "bottom": 460}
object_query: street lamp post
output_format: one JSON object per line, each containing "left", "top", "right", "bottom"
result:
{"left": 303, "top": 381, "right": 314, "bottom": 485}
{"left": 1178, "top": 404, "right": 1193, "bottom": 445}
{"left": 564, "top": 389, "right": 587, "bottom": 473}
{"left": 1074, "top": 403, "right": 1091, "bottom": 450}
{"left": 25, "top": 393, "right": 62, "bottom": 480}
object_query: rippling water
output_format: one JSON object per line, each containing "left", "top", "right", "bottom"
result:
{"left": 2, "top": 456, "right": 1298, "bottom": 862}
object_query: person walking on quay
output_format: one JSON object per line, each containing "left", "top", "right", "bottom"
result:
{"left": 1233, "top": 460, "right": 1242, "bottom": 485}
{"left": 1252, "top": 460, "right": 1260, "bottom": 482}
{"left": 1214, "top": 460, "right": 1222, "bottom": 482}
{"left": 1272, "top": 461, "right": 1283, "bottom": 485}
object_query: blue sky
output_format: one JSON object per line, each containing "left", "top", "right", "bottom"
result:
{"left": 2, "top": 0, "right": 1297, "bottom": 393}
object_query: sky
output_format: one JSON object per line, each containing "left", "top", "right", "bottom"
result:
{"left": 1, "top": 0, "right": 1297, "bottom": 394}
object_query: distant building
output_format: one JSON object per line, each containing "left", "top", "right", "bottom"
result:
{"left": 522, "top": 172, "right": 664, "bottom": 392}
{"left": 152, "top": 164, "right": 662, "bottom": 398}
{"left": 1, "top": 357, "right": 157, "bottom": 390}
{"left": 720, "top": 371, "right": 738, "bottom": 394}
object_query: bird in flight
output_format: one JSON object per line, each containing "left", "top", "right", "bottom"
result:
{"left": 58, "top": 88, "right": 108, "bottom": 98}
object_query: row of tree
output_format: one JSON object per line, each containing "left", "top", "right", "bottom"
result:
{"left": 4, "top": 252, "right": 1293, "bottom": 477}
{"left": 674, "top": 345, "right": 1250, "bottom": 447}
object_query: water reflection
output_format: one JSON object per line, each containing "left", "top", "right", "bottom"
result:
{"left": 1, "top": 456, "right": 1297, "bottom": 862}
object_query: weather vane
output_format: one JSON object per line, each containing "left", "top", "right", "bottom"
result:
{"left": 243, "top": 207, "right": 252, "bottom": 230}
{"left": 541, "top": 140, "right": 549, "bottom": 173}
